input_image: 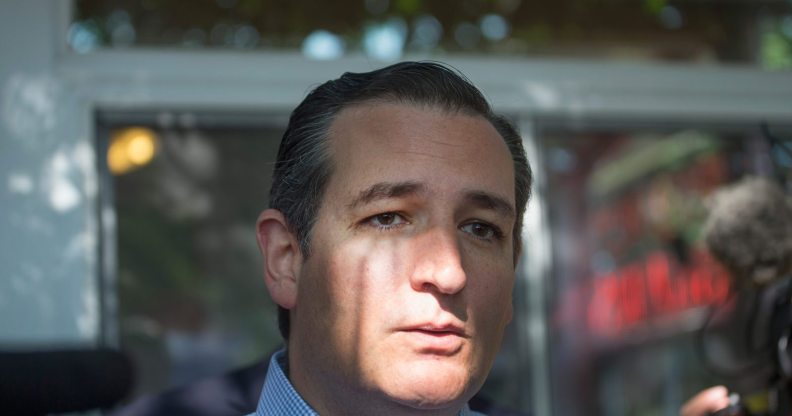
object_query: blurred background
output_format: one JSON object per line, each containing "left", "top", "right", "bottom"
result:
{"left": 2, "top": 0, "right": 792, "bottom": 415}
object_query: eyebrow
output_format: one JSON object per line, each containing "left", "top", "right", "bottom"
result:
{"left": 463, "top": 190, "right": 515, "bottom": 220}
{"left": 348, "top": 181, "right": 427, "bottom": 210}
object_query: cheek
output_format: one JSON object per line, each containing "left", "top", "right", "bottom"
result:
{"left": 476, "top": 282, "right": 513, "bottom": 355}
{"left": 324, "top": 238, "right": 406, "bottom": 320}
{"left": 483, "top": 283, "right": 513, "bottom": 324}
{"left": 467, "top": 260, "right": 515, "bottom": 324}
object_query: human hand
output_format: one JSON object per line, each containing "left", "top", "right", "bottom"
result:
{"left": 680, "top": 386, "right": 733, "bottom": 416}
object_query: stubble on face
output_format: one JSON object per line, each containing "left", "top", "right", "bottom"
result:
{"left": 287, "top": 102, "right": 517, "bottom": 416}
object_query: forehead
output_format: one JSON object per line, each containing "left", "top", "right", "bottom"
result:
{"left": 324, "top": 102, "right": 515, "bottom": 203}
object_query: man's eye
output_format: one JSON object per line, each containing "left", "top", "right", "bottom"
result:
{"left": 366, "top": 212, "right": 407, "bottom": 229}
{"left": 460, "top": 222, "right": 501, "bottom": 241}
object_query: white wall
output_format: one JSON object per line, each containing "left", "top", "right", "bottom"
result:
{"left": 0, "top": 1, "right": 101, "bottom": 344}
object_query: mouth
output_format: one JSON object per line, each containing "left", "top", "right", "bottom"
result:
{"left": 398, "top": 324, "right": 468, "bottom": 355}
{"left": 409, "top": 325, "right": 467, "bottom": 336}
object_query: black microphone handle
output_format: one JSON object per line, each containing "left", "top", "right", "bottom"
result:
{"left": 0, "top": 348, "right": 134, "bottom": 415}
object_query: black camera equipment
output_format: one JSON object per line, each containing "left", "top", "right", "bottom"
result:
{"left": 0, "top": 347, "right": 133, "bottom": 416}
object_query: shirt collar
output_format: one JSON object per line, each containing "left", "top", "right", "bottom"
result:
{"left": 251, "top": 349, "right": 317, "bottom": 415}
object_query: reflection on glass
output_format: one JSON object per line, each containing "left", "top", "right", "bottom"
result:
{"left": 411, "top": 14, "right": 442, "bottom": 50}
{"left": 68, "top": 21, "right": 101, "bottom": 53}
{"left": 480, "top": 14, "right": 509, "bottom": 41}
{"left": 363, "top": 18, "right": 407, "bottom": 60}
{"left": 454, "top": 21, "right": 481, "bottom": 49}
{"left": 71, "top": 0, "right": 792, "bottom": 66}
{"left": 107, "top": 9, "right": 136, "bottom": 46}
{"left": 658, "top": 6, "right": 683, "bottom": 30}
{"left": 110, "top": 123, "right": 283, "bottom": 399}
{"left": 302, "top": 30, "right": 345, "bottom": 60}
{"left": 108, "top": 127, "right": 158, "bottom": 175}
{"left": 541, "top": 126, "right": 775, "bottom": 416}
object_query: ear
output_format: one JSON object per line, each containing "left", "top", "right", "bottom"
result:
{"left": 256, "top": 209, "right": 302, "bottom": 310}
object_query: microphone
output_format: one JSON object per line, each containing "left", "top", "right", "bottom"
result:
{"left": 699, "top": 176, "right": 792, "bottom": 415}
{"left": 0, "top": 348, "right": 134, "bottom": 415}
{"left": 703, "top": 176, "right": 792, "bottom": 287}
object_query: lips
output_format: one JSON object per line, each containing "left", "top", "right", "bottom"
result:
{"left": 398, "top": 323, "right": 469, "bottom": 355}
{"left": 412, "top": 324, "right": 466, "bottom": 336}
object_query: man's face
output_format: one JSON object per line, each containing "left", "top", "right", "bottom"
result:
{"left": 288, "top": 102, "right": 517, "bottom": 414}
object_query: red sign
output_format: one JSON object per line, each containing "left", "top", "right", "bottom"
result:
{"left": 587, "top": 250, "right": 730, "bottom": 336}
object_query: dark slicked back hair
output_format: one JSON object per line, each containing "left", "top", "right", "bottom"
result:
{"left": 269, "top": 61, "right": 532, "bottom": 340}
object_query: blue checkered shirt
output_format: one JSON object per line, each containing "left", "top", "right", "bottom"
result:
{"left": 247, "top": 349, "right": 485, "bottom": 415}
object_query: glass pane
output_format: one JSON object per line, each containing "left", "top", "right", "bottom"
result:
{"left": 539, "top": 124, "right": 792, "bottom": 415}
{"left": 108, "top": 121, "right": 283, "bottom": 398}
{"left": 71, "top": 0, "right": 792, "bottom": 68}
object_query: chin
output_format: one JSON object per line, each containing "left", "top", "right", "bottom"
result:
{"left": 383, "top": 359, "right": 476, "bottom": 410}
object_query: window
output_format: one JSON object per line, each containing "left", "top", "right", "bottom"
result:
{"left": 99, "top": 112, "right": 285, "bottom": 399}
{"left": 538, "top": 122, "right": 791, "bottom": 415}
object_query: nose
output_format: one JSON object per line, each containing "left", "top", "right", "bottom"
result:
{"left": 409, "top": 228, "right": 467, "bottom": 295}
